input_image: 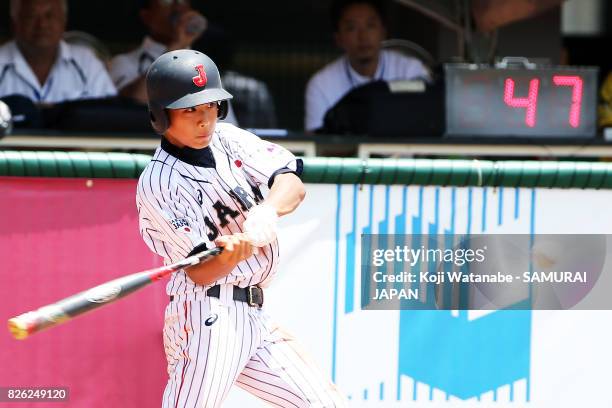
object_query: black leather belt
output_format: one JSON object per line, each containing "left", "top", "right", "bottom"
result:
{"left": 170, "top": 284, "right": 264, "bottom": 307}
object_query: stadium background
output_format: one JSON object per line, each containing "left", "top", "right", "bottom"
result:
{"left": 2, "top": 0, "right": 609, "bottom": 130}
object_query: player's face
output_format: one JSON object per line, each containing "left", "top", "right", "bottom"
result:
{"left": 334, "top": 3, "right": 386, "bottom": 65}
{"left": 13, "top": 0, "right": 66, "bottom": 52}
{"left": 165, "top": 102, "right": 218, "bottom": 149}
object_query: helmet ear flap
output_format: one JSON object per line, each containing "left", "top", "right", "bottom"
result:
{"left": 149, "top": 103, "right": 169, "bottom": 134}
{"left": 217, "top": 100, "right": 228, "bottom": 120}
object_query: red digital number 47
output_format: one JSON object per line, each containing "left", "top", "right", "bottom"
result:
{"left": 503, "top": 76, "right": 583, "bottom": 128}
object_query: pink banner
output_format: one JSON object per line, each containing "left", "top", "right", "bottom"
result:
{"left": 0, "top": 177, "right": 168, "bottom": 407}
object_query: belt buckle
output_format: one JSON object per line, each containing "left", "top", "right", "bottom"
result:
{"left": 247, "top": 286, "right": 263, "bottom": 308}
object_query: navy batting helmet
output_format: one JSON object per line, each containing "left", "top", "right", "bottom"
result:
{"left": 146, "top": 49, "right": 233, "bottom": 134}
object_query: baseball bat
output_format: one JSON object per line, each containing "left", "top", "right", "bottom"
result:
{"left": 7, "top": 247, "right": 222, "bottom": 340}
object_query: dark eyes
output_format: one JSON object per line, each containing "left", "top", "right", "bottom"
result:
{"left": 183, "top": 103, "right": 217, "bottom": 113}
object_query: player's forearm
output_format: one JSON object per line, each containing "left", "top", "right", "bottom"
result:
{"left": 185, "top": 257, "right": 236, "bottom": 286}
{"left": 264, "top": 173, "right": 306, "bottom": 216}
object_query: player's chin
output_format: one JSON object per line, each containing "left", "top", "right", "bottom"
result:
{"left": 189, "top": 134, "right": 212, "bottom": 149}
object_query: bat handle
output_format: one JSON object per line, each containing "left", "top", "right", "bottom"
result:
{"left": 149, "top": 247, "right": 224, "bottom": 281}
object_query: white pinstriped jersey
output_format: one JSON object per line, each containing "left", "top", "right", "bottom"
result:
{"left": 137, "top": 122, "right": 345, "bottom": 408}
{"left": 136, "top": 123, "right": 302, "bottom": 295}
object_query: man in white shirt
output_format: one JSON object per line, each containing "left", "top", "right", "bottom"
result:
{"left": 0, "top": 0, "right": 116, "bottom": 105}
{"left": 110, "top": 0, "right": 238, "bottom": 124}
{"left": 304, "top": 0, "right": 429, "bottom": 132}
{"left": 109, "top": 0, "right": 207, "bottom": 105}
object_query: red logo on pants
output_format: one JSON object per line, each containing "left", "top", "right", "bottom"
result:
{"left": 192, "top": 64, "right": 208, "bottom": 87}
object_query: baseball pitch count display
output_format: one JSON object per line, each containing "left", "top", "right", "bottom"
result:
{"left": 445, "top": 59, "right": 598, "bottom": 138}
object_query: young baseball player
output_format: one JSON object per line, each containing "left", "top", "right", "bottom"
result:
{"left": 136, "top": 49, "right": 346, "bottom": 407}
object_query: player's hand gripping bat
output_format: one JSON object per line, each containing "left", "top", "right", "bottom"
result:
{"left": 7, "top": 247, "right": 222, "bottom": 340}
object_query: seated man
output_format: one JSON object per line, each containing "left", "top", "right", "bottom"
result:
{"left": 0, "top": 0, "right": 116, "bottom": 104}
{"left": 304, "top": 0, "right": 429, "bottom": 132}
{"left": 109, "top": 0, "right": 208, "bottom": 104}
{"left": 110, "top": 0, "right": 237, "bottom": 123}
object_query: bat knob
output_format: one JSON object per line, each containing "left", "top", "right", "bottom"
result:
{"left": 7, "top": 316, "right": 31, "bottom": 340}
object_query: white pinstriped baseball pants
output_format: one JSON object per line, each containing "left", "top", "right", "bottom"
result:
{"left": 161, "top": 288, "right": 347, "bottom": 408}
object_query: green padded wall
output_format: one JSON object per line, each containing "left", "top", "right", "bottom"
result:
{"left": 0, "top": 151, "right": 610, "bottom": 189}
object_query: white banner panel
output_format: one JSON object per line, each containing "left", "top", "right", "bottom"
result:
{"left": 226, "top": 185, "right": 612, "bottom": 407}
